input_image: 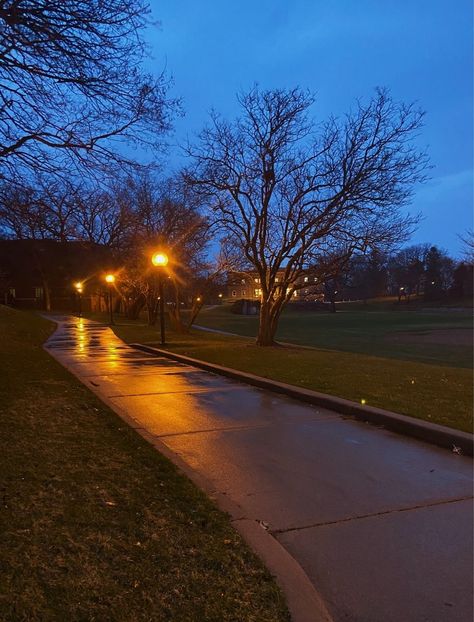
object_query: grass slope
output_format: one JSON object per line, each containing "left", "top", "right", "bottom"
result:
{"left": 0, "top": 306, "right": 289, "bottom": 622}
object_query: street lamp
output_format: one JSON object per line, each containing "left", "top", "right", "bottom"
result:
{"left": 74, "top": 281, "right": 83, "bottom": 317}
{"left": 151, "top": 251, "right": 169, "bottom": 345}
{"left": 105, "top": 274, "right": 116, "bottom": 326}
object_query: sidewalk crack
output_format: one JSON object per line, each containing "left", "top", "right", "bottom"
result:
{"left": 273, "top": 495, "right": 474, "bottom": 535}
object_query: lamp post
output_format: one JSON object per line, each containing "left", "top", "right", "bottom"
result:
{"left": 151, "top": 252, "right": 169, "bottom": 345}
{"left": 74, "top": 282, "right": 83, "bottom": 317}
{"left": 105, "top": 274, "right": 116, "bottom": 325}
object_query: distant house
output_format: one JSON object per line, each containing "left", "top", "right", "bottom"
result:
{"left": 225, "top": 270, "right": 323, "bottom": 302}
{"left": 0, "top": 239, "right": 114, "bottom": 311}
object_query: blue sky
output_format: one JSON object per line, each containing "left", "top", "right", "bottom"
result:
{"left": 145, "top": 0, "right": 473, "bottom": 256}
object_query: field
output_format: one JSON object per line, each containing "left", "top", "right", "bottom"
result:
{"left": 194, "top": 301, "right": 473, "bottom": 369}
{"left": 0, "top": 306, "right": 289, "bottom": 622}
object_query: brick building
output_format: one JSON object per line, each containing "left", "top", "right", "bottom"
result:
{"left": 0, "top": 239, "right": 114, "bottom": 311}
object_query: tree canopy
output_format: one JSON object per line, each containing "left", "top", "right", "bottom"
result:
{"left": 0, "top": 0, "right": 176, "bottom": 181}
{"left": 185, "top": 86, "right": 429, "bottom": 344}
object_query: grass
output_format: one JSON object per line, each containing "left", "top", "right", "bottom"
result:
{"left": 82, "top": 311, "right": 473, "bottom": 434}
{"left": 0, "top": 305, "right": 290, "bottom": 622}
{"left": 193, "top": 302, "right": 473, "bottom": 369}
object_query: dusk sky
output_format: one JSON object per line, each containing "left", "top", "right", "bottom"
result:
{"left": 145, "top": 0, "right": 473, "bottom": 256}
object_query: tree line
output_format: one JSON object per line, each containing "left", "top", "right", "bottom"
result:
{"left": 318, "top": 244, "right": 472, "bottom": 310}
{"left": 0, "top": 174, "right": 229, "bottom": 332}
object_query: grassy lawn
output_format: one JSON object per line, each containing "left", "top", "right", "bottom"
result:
{"left": 0, "top": 306, "right": 289, "bottom": 622}
{"left": 194, "top": 303, "right": 473, "bottom": 369}
{"left": 82, "top": 311, "right": 474, "bottom": 434}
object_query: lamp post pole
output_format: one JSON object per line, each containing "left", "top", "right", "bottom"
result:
{"left": 151, "top": 252, "right": 169, "bottom": 346}
{"left": 158, "top": 273, "right": 165, "bottom": 345}
{"left": 74, "top": 282, "right": 83, "bottom": 317}
{"left": 105, "top": 274, "right": 116, "bottom": 325}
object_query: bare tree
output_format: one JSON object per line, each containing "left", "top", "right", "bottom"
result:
{"left": 185, "top": 86, "right": 428, "bottom": 345}
{"left": 458, "top": 230, "right": 474, "bottom": 263}
{"left": 0, "top": 184, "right": 39, "bottom": 238}
{"left": 0, "top": 0, "right": 176, "bottom": 181}
{"left": 73, "top": 184, "right": 139, "bottom": 248}
{"left": 0, "top": 176, "right": 124, "bottom": 308}
{"left": 388, "top": 243, "right": 430, "bottom": 298}
{"left": 112, "top": 175, "right": 210, "bottom": 327}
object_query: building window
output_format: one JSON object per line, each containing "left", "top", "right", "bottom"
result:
{"left": 254, "top": 288, "right": 261, "bottom": 297}
{"left": 241, "top": 279, "right": 246, "bottom": 284}
{"left": 254, "top": 277, "right": 260, "bottom": 283}
{"left": 231, "top": 290, "right": 237, "bottom": 297}
{"left": 34, "top": 287, "right": 44, "bottom": 299}
{"left": 314, "top": 277, "right": 318, "bottom": 282}
{"left": 241, "top": 290, "right": 246, "bottom": 296}
{"left": 304, "top": 276, "right": 309, "bottom": 283}
{"left": 9, "top": 288, "right": 15, "bottom": 297}
{"left": 275, "top": 277, "right": 279, "bottom": 283}
{"left": 293, "top": 290, "right": 298, "bottom": 297}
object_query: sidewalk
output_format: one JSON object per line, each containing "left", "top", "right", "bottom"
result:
{"left": 45, "top": 316, "right": 474, "bottom": 622}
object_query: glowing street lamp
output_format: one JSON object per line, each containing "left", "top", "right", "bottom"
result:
{"left": 151, "top": 252, "right": 169, "bottom": 268}
{"left": 151, "top": 251, "right": 169, "bottom": 345}
{"left": 74, "top": 281, "right": 83, "bottom": 316}
{"left": 104, "top": 274, "right": 116, "bottom": 325}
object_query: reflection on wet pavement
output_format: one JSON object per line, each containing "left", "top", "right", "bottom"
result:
{"left": 45, "top": 315, "right": 336, "bottom": 432}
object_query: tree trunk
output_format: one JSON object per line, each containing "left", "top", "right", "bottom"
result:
{"left": 167, "top": 286, "right": 188, "bottom": 333}
{"left": 146, "top": 294, "right": 158, "bottom": 326}
{"left": 256, "top": 300, "right": 280, "bottom": 346}
{"left": 31, "top": 244, "right": 51, "bottom": 311}
{"left": 187, "top": 301, "right": 204, "bottom": 329}
{"left": 126, "top": 294, "right": 145, "bottom": 320}
{"left": 168, "top": 305, "right": 188, "bottom": 333}
{"left": 42, "top": 276, "right": 51, "bottom": 312}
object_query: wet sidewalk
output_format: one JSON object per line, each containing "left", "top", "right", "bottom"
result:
{"left": 45, "top": 316, "right": 473, "bottom": 622}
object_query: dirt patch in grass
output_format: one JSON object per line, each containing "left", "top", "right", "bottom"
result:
{"left": 386, "top": 328, "right": 473, "bottom": 346}
{"left": 0, "top": 307, "right": 289, "bottom": 622}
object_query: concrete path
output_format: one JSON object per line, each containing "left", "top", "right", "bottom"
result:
{"left": 45, "top": 316, "right": 474, "bottom": 622}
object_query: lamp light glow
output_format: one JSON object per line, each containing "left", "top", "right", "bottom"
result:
{"left": 105, "top": 274, "right": 115, "bottom": 284}
{"left": 151, "top": 252, "right": 169, "bottom": 267}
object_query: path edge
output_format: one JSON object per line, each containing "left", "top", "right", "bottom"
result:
{"left": 131, "top": 343, "right": 473, "bottom": 457}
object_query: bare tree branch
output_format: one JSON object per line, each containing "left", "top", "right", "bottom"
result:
{"left": 0, "top": 0, "right": 177, "bottom": 181}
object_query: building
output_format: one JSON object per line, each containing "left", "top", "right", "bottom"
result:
{"left": 225, "top": 270, "right": 323, "bottom": 301}
{"left": 0, "top": 239, "right": 114, "bottom": 311}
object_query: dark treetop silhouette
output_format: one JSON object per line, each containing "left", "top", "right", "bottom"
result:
{"left": 0, "top": 0, "right": 176, "bottom": 182}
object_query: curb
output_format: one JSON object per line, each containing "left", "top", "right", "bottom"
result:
{"left": 83, "top": 393, "right": 334, "bottom": 622}
{"left": 131, "top": 343, "right": 474, "bottom": 457}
